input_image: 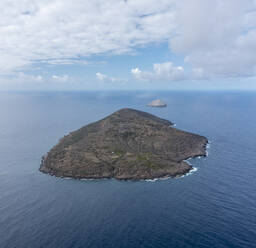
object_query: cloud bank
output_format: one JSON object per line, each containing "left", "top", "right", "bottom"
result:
{"left": 171, "top": 0, "right": 256, "bottom": 78}
{"left": 131, "top": 62, "right": 185, "bottom": 81}
{"left": 96, "top": 72, "right": 126, "bottom": 83}
{"left": 0, "top": 0, "right": 176, "bottom": 74}
{"left": 0, "top": 0, "right": 256, "bottom": 82}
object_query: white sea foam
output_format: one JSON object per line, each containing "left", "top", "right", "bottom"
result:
{"left": 184, "top": 158, "right": 192, "bottom": 165}
{"left": 188, "top": 167, "right": 198, "bottom": 174}
{"left": 144, "top": 142, "right": 209, "bottom": 182}
{"left": 160, "top": 176, "right": 171, "bottom": 181}
{"left": 202, "top": 140, "right": 211, "bottom": 157}
{"left": 144, "top": 176, "right": 172, "bottom": 182}
{"left": 62, "top": 176, "right": 97, "bottom": 181}
{"left": 145, "top": 178, "right": 158, "bottom": 182}
{"left": 178, "top": 167, "right": 198, "bottom": 179}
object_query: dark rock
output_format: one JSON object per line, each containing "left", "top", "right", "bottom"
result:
{"left": 40, "top": 108, "right": 208, "bottom": 180}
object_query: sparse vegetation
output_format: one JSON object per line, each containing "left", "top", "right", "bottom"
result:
{"left": 40, "top": 108, "right": 208, "bottom": 180}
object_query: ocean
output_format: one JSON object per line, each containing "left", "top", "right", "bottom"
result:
{"left": 0, "top": 91, "right": 255, "bottom": 248}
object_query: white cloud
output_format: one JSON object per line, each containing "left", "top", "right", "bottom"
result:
{"left": 170, "top": 0, "right": 256, "bottom": 78}
{"left": 131, "top": 68, "right": 143, "bottom": 80}
{"left": 0, "top": 0, "right": 176, "bottom": 74}
{"left": 131, "top": 62, "right": 185, "bottom": 81}
{"left": 43, "top": 59, "right": 89, "bottom": 65}
{"left": 96, "top": 73, "right": 108, "bottom": 81}
{"left": 192, "top": 67, "right": 205, "bottom": 79}
{"left": 0, "top": 0, "right": 255, "bottom": 81}
{"left": 153, "top": 62, "right": 184, "bottom": 80}
{"left": 0, "top": 72, "right": 43, "bottom": 86}
{"left": 52, "top": 74, "right": 69, "bottom": 82}
{"left": 96, "top": 72, "right": 126, "bottom": 83}
{"left": 15, "top": 72, "right": 43, "bottom": 83}
{"left": 0, "top": 72, "right": 72, "bottom": 84}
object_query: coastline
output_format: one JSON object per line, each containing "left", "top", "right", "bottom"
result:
{"left": 40, "top": 139, "right": 209, "bottom": 181}
{"left": 39, "top": 109, "right": 209, "bottom": 181}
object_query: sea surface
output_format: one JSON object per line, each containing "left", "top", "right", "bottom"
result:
{"left": 0, "top": 91, "right": 255, "bottom": 248}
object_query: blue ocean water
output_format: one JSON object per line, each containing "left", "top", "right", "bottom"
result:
{"left": 0, "top": 91, "right": 256, "bottom": 248}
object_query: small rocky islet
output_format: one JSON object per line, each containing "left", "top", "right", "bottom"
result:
{"left": 40, "top": 108, "right": 208, "bottom": 180}
{"left": 147, "top": 99, "right": 167, "bottom": 107}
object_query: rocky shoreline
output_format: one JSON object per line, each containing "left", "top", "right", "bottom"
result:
{"left": 40, "top": 108, "right": 208, "bottom": 180}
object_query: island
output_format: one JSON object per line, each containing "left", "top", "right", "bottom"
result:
{"left": 147, "top": 99, "right": 167, "bottom": 107}
{"left": 40, "top": 108, "right": 208, "bottom": 180}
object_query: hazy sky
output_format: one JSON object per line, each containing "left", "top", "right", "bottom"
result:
{"left": 1, "top": 0, "right": 256, "bottom": 91}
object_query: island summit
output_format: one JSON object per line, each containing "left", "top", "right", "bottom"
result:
{"left": 40, "top": 108, "right": 208, "bottom": 180}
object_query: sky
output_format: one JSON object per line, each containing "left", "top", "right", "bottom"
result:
{"left": 1, "top": 0, "right": 256, "bottom": 91}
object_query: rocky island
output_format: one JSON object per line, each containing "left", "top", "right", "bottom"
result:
{"left": 40, "top": 108, "right": 208, "bottom": 180}
{"left": 147, "top": 99, "right": 167, "bottom": 107}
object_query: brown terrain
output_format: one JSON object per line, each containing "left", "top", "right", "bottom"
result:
{"left": 40, "top": 108, "right": 208, "bottom": 180}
